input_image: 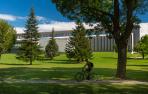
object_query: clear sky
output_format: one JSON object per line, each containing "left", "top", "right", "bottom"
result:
{"left": 0, "top": 0, "right": 148, "bottom": 29}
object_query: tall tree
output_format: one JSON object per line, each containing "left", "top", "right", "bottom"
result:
{"left": 17, "top": 8, "right": 41, "bottom": 65}
{"left": 45, "top": 28, "right": 59, "bottom": 60}
{"left": 0, "top": 20, "right": 16, "bottom": 58}
{"left": 65, "top": 41, "right": 75, "bottom": 60}
{"left": 135, "top": 35, "right": 148, "bottom": 59}
{"left": 52, "top": 0, "right": 148, "bottom": 79}
{"left": 65, "top": 21, "right": 92, "bottom": 63}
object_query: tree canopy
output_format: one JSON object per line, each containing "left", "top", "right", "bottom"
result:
{"left": 52, "top": 0, "right": 148, "bottom": 79}
{"left": 135, "top": 35, "right": 148, "bottom": 59}
{"left": 0, "top": 20, "right": 16, "bottom": 57}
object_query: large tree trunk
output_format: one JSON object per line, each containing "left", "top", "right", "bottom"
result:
{"left": 116, "top": 41, "right": 127, "bottom": 79}
{"left": 113, "top": 0, "right": 134, "bottom": 79}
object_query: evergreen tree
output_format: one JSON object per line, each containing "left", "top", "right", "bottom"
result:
{"left": 65, "top": 21, "right": 92, "bottom": 63}
{"left": 45, "top": 28, "right": 59, "bottom": 59}
{"left": 65, "top": 40, "right": 75, "bottom": 59}
{"left": 17, "top": 8, "right": 41, "bottom": 65}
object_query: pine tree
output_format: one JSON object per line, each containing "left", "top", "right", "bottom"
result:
{"left": 65, "top": 41, "right": 75, "bottom": 59}
{"left": 65, "top": 21, "right": 92, "bottom": 63}
{"left": 17, "top": 8, "right": 41, "bottom": 65}
{"left": 45, "top": 28, "right": 59, "bottom": 59}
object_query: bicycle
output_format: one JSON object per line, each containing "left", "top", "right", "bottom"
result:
{"left": 74, "top": 64, "right": 97, "bottom": 82}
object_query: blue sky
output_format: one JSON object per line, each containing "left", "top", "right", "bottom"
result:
{"left": 0, "top": 0, "right": 70, "bottom": 27}
{"left": 0, "top": 0, "right": 148, "bottom": 29}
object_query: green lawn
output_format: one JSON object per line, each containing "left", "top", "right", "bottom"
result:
{"left": 0, "top": 83, "right": 148, "bottom": 94}
{"left": 0, "top": 52, "right": 147, "bottom": 81}
{"left": 0, "top": 52, "right": 148, "bottom": 94}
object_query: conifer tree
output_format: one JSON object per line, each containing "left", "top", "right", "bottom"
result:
{"left": 45, "top": 28, "right": 59, "bottom": 59}
{"left": 65, "top": 21, "right": 92, "bottom": 63}
{"left": 65, "top": 40, "right": 75, "bottom": 59}
{"left": 17, "top": 8, "right": 41, "bottom": 65}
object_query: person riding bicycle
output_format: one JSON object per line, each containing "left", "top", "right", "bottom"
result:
{"left": 84, "top": 59, "right": 94, "bottom": 80}
{"left": 74, "top": 59, "right": 94, "bottom": 81}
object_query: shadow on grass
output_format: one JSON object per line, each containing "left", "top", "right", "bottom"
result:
{"left": 0, "top": 67, "right": 147, "bottom": 81}
{"left": 42, "top": 60, "right": 77, "bottom": 64}
{"left": 101, "top": 56, "right": 146, "bottom": 60}
{"left": 127, "top": 64, "right": 148, "bottom": 67}
{"left": 127, "top": 58, "right": 143, "bottom": 60}
{"left": 0, "top": 63, "right": 42, "bottom": 65}
{"left": 0, "top": 83, "right": 148, "bottom": 94}
{"left": 100, "top": 57, "right": 117, "bottom": 59}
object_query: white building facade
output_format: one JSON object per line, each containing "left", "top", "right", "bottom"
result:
{"left": 15, "top": 23, "right": 148, "bottom": 52}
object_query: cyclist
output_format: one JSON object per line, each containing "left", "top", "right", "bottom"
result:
{"left": 84, "top": 59, "right": 94, "bottom": 80}
{"left": 74, "top": 59, "right": 94, "bottom": 81}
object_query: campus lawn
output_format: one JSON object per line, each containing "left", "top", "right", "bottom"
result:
{"left": 0, "top": 52, "right": 148, "bottom": 94}
{"left": 0, "top": 83, "right": 148, "bottom": 94}
{"left": 0, "top": 52, "right": 147, "bottom": 81}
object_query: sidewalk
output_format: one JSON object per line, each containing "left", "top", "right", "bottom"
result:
{"left": 0, "top": 79, "right": 148, "bottom": 85}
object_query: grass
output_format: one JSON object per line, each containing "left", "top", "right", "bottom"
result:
{"left": 0, "top": 83, "right": 148, "bottom": 94}
{"left": 0, "top": 52, "right": 148, "bottom": 94}
{"left": 1, "top": 52, "right": 147, "bottom": 81}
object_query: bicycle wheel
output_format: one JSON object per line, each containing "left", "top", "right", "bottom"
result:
{"left": 89, "top": 72, "right": 98, "bottom": 80}
{"left": 74, "top": 72, "right": 85, "bottom": 82}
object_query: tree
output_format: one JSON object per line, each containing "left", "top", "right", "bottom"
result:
{"left": 17, "top": 8, "right": 41, "bottom": 65}
{"left": 52, "top": 0, "right": 148, "bottom": 79}
{"left": 65, "top": 21, "right": 92, "bottom": 63}
{"left": 65, "top": 41, "right": 75, "bottom": 60}
{"left": 45, "top": 28, "right": 59, "bottom": 60}
{"left": 135, "top": 35, "right": 148, "bottom": 59}
{"left": 0, "top": 20, "right": 16, "bottom": 58}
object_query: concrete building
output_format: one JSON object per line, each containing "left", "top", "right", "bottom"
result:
{"left": 15, "top": 23, "right": 148, "bottom": 53}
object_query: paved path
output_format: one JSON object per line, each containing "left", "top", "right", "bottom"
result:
{"left": 0, "top": 79, "right": 148, "bottom": 85}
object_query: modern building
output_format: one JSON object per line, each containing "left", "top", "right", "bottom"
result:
{"left": 15, "top": 23, "right": 148, "bottom": 53}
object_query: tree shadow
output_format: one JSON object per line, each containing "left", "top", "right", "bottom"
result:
{"left": 0, "top": 82, "right": 148, "bottom": 94}
{"left": 127, "top": 57, "right": 143, "bottom": 60}
{"left": 101, "top": 56, "right": 145, "bottom": 60}
{"left": 100, "top": 57, "right": 117, "bottom": 59}
{"left": 42, "top": 60, "right": 77, "bottom": 64}
{"left": 0, "top": 67, "right": 147, "bottom": 81}
{"left": 127, "top": 64, "right": 148, "bottom": 67}
{"left": 0, "top": 62, "right": 42, "bottom": 65}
